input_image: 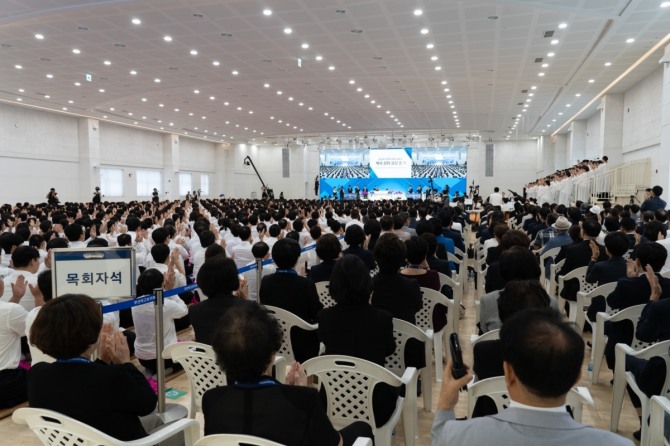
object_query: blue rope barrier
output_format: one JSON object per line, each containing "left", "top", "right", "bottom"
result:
{"left": 101, "top": 235, "right": 343, "bottom": 314}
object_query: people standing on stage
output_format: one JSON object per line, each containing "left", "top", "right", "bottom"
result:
{"left": 354, "top": 185, "right": 360, "bottom": 200}
{"left": 332, "top": 187, "right": 338, "bottom": 199}
{"left": 151, "top": 188, "right": 159, "bottom": 204}
{"left": 417, "top": 184, "right": 423, "bottom": 199}
{"left": 46, "top": 188, "right": 59, "bottom": 205}
{"left": 442, "top": 184, "right": 450, "bottom": 197}
{"left": 347, "top": 185, "right": 353, "bottom": 194}
{"left": 92, "top": 187, "right": 101, "bottom": 204}
{"left": 339, "top": 186, "right": 345, "bottom": 201}
{"left": 261, "top": 186, "right": 268, "bottom": 200}
{"left": 314, "top": 176, "right": 319, "bottom": 197}
{"left": 408, "top": 185, "right": 414, "bottom": 195}
{"left": 362, "top": 186, "right": 369, "bottom": 200}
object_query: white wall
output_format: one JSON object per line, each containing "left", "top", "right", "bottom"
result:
{"left": 622, "top": 67, "right": 663, "bottom": 154}
{"left": 0, "top": 102, "right": 218, "bottom": 203}
{"left": 467, "top": 139, "right": 538, "bottom": 197}
{"left": 585, "top": 111, "right": 601, "bottom": 159}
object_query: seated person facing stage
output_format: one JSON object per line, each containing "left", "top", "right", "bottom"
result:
{"left": 203, "top": 302, "right": 373, "bottom": 446}
{"left": 432, "top": 308, "right": 633, "bottom": 446}
{"left": 28, "top": 295, "right": 180, "bottom": 443}
{"left": 189, "top": 254, "right": 251, "bottom": 345}
{"left": 259, "top": 238, "right": 322, "bottom": 363}
{"left": 0, "top": 275, "right": 31, "bottom": 408}
{"left": 307, "top": 233, "right": 341, "bottom": 283}
{"left": 342, "top": 225, "right": 376, "bottom": 271}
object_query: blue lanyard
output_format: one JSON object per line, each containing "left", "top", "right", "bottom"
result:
{"left": 233, "top": 378, "right": 280, "bottom": 389}
{"left": 56, "top": 357, "right": 92, "bottom": 364}
{"left": 275, "top": 269, "right": 297, "bottom": 275}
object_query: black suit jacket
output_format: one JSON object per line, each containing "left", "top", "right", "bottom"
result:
{"left": 260, "top": 272, "right": 323, "bottom": 362}
{"left": 485, "top": 246, "right": 502, "bottom": 265}
{"left": 585, "top": 256, "right": 627, "bottom": 285}
{"left": 342, "top": 246, "right": 376, "bottom": 271}
{"left": 189, "top": 293, "right": 251, "bottom": 345}
{"left": 307, "top": 259, "right": 337, "bottom": 283}
{"left": 637, "top": 298, "right": 670, "bottom": 343}
{"left": 371, "top": 273, "right": 422, "bottom": 324}
{"left": 318, "top": 303, "right": 395, "bottom": 366}
{"left": 555, "top": 240, "right": 607, "bottom": 301}
{"left": 28, "top": 362, "right": 156, "bottom": 441}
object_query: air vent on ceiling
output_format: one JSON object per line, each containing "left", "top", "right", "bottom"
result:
{"left": 220, "top": 33, "right": 233, "bottom": 37}
{"left": 77, "top": 26, "right": 88, "bottom": 31}
{"left": 335, "top": 9, "right": 346, "bottom": 14}
{"left": 193, "top": 13, "right": 204, "bottom": 18}
{"left": 114, "top": 43, "right": 126, "bottom": 47}
{"left": 518, "top": 102, "right": 524, "bottom": 105}
{"left": 543, "top": 30, "right": 554, "bottom": 38}
{"left": 534, "top": 57, "right": 543, "bottom": 63}
{"left": 521, "top": 89, "right": 528, "bottom": 93}
{"left": 351, "top": 29, "right": 363, "bottom": 33}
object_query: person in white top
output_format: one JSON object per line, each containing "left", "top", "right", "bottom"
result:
{"left": 131, "top": 267, "right": 188, "bottom": 375}
{"left": 150, "top": 244, "right": 187, "bottom": 289}
{"left": 0, "top": 274, "right": 29, "bottom": 408}
{"left": 0, "top": 246, "right": 40, "bottom": 312}
{"left": 488, "top": 187, "right": 503, "bottom": 209}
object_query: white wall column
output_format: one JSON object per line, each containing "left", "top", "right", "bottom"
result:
{"left": 599, "top": 94, "right": 624, "bottom": 165}
{"left": 659, "top": 45, "right": 670, "bottom": 202}
{"left": 162, "top": 134, "right": 179, "bottom": 201}
{"left": 77, "top": 118, "right": 101, "bottom": 203}
{"left": 568, "top": 120, "right": 587, "bottom": 164}
{"left": 553, "top": 133, "right": 568, "bottom": 169}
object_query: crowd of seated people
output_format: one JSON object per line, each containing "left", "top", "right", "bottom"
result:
{"left": 2, "top": 186, "right": 663, "bottom": 445}
{"left": 411, "top": 164, "right": 467, "bottom": 178}
{"left": 319, "top": 165, "right": 369, "bottom": 178}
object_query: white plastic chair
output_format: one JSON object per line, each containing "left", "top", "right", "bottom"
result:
{"left": 315, "top": 281, "right": 336, "bottom": 309}
{"left": 163, "top": 341, "right": 226, "bottom": 418}
{"left": 386, "top": 318, "right": 432, "bottom": 412}
{"left": 466, "top": 376, "right": 594, "bottom": 422}
{"left": 592, "top": 304, "right": 649, "bottom": 385}
{"left": 194, "top": 435, "right": 373, "bottom": 446}
{"left": 12, "top": 407, "right": 200, "bottom": 446}
{"left": 539, "top": 247, "right": 560, "bottom": 291}
{"left": 574, "top": 282, "right": 617, "bottom": 333}
{"left": 649, "top": 396, "right": 670, "bottom": 446}
{"left": 264, "top": 305, "right": 319, "bottom": 363}
{"left": 548, "top": 258, "right": 565, "bottom": 300}
{"left": 557, "top": 266, "right": 599, "bottom": 322}
{"left": 470, "top": 329, "right": 500, "bottom": 349}
{"left": 611, "top": 340, "right": 670, "bottom": 446}
{"left": 302, "top": 355, "right": 417, "bottom": 446}
{"left": 438, "top": 272, "right": 462, "bottom": 334}
{"left": 163, "top": 342, "right": 287, "bottom": 418}
{"left": 416, "top": 287, "right": 457, "bottom": 383}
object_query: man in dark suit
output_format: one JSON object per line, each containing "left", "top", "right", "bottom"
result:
{"left": 604, "top": 242, "right": 670, "bottom": 370}
{"left": 306, "top": 234, "right": 341, "bottom": 283}
{"left": 436, "top": 208, "right": 465, "bottom": 253}
{"left": 555, "top": 218, "right": 607, "bottom": 302}
{"left": 259, "top": 238, "right": 323, "bottom": 362}
{"left": 640, "top": 185, "right": 667, "bottom": 213}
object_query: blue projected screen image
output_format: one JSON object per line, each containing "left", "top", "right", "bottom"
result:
{"left": 318, "top": 147, "right": 467, "bottom": 200}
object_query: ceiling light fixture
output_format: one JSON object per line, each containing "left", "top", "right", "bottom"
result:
{"left": 414, "top": 9, "right": 423, "bottom": 16}
{"left": 72, "top": 48, "right": 80, "bottom": 54}
{"left": 547, "top": 52, "right": 555, "bottom": 57}
{"left": 420, "top": 28, "right": 429, "bottom": 34}
{"left": 315, "top": 55, "right": 323, "bottom": 61}
{"left": 35, "top": 33, "right": 44, "bottom": 40}
{"left": 604, "top": 62, "right": 612, "bottom": 66}
{"left": 190, "top": 49, "right": 198, "bottom": 55}
{"left": 131, "top": 18, "right": 142, "bottom": 25}
{"left": 301, "top": 43, "right": 309, "bottom": 49}
{"left": 550, "top": 39, "right": 559, "bottom": 45}
{"left": 103, "top": 60, "right": 111, "bottom": 65}
{"left": 212, "top": 61, "right": 220, "bottom": 66}
{"left": 626, "top": 38, "right": 635, "bottom": 43}
{"left": 558, "top": 23, "right": 568, "bottom": 29}
{"left": 426, "top": 43, "right": 434, "bottom": 49}
{"left": 328, "top": 65, "right": 335, "bottom": 70}
{"left": 130, "top": 70, "right": 137, "bottom": 75}
{"left": 163, "top": 35, "right": 172, "bottom": 42}
{"left": 284, "top": 27, "right": 292, "bottom": 34}
{"left": 232, "top": 70, "right": 239, "bottom": 75}
{"left": 263, "top": 9, "right": 272, "bottom": 16}
{"left": 154, "top": 78, "right": 161, "bottom": 83}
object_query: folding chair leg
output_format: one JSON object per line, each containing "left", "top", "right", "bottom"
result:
{"left": 434, "top": 336, "right": 444, "bottom": 383}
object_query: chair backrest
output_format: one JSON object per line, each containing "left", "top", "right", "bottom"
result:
{"left": 385, "top": 318, "right": 430, "bottom": 376}
{"left": 574, "top": 282, "right": 617, "bottom": 332}
{"left": 662, "top": 270, "right": 670, "bottom": 279}
{"left": 609, "top": 304, "right": 655, "bottom": 350}
{"left": 302, "top": 355, "right": 404, "bottom": 430}
{"left": 264, "top": 305, "right": 318, "bottom": 362}
{"left": 162, "top": 342, "right": 226, "bottom": 414}
{"left": 467, "top": 376, "right": 592, "bottom": 422}
{"left": 194, "top": 434, "right": 285, "bottom": 446}
{"left": 539, "top": 247, "right": 561, "bottom": 284}
{"left": 315, "top": 281, "right": 336, "bottom": 308}
{"left": 649, "top": 396, "right": 670, "bottom": 446}
{"left": 471, "top": 329, "right": 500, "bottom": 348}
{"left": 416, "top": 287, "right": 454, "bottom": 336}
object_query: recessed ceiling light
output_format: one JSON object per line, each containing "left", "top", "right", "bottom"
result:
{"left": 575, "top": 93, "right": 581, "bottom": 97}
{"left": 349, "top": 79, "right": 355, "bottom": 84}
{"left": 662, "top": 1, "right": 670, "bottom": 7}
{"left": 288, "top": 97, "right": 294, "bottom": 101}
{"left": 371, "top": 100, "right": 376, "bottom": 104}
{"left": 163, "top": 35, "right": 172, "bottom": 42}
{"left": 35, "top": 33, "right": 44, "bottom": 40}
{"left": 364, "top": 94, "right": 370, "bottom": 98}
{"left": 190, "top": 49, "right": 198, "bottom": 55}
{"left": 299, "top": 102, "right": 304, "bottom": 106}
{"left": 550, "top": 40, "right": 559, "bottom": 45}
{"left": 44, "top": 95, "right": 50, "bottom": 99}
{"left": 547, "top": 52, "right": 555, "bottom": 57}
{"left": 130, "top": 70, "right": 137, "bottom": 75}
{"left": 194, "top": 89, "right": 200, "bottom": 94}
{"left": 74, "top": 82, "right": 81, "bottom": 86}
{"left": 315, "top": 55, "right": 323, "bottom": 61}
{"left": 224, "top": 102, "right": 229, "bottom": 106}
{"left": 414, "top": 9, "right": 423, "bottom": 16}
{"left": 541, "top": 63, "right": 549, "bottom": 68}
{"left": 531, "top": 85, "right": 537, "bottom": 90}
{"left": 249, "top": 111, "right": 253, "bottom": 114}
{"left": 357, "top": 87, "right": 363, "bottom": 92}
{"left": 284, "top": 27, "right": 292, "bottom": 34}
{"left": 277, "top": 90, "right": 282, "bottom": 95}
{"left": 324, "top": 112, "right": 329, "bottom": 116}
{"left": 98, "top": 88, "right": 105, "bottom": 93}
{"left": 588, "top": 79, "right": 595, "bottom": 83}
{"left": 212, "top": 61, "right": 220, "bottom": 66}
{"left": 566, "top": 104, "right": 571, "bottom": 107}
{"left": 72, "top": 48, "right": 80, "bottom": 54}
{"left": 237, "top": 106, "right": 242, "bottom": 110}
{"left": 426, "top": 43, "right": 434, "bottom": 49}
{"left": 128, "top": 112, "right": 133, "bottom": 116}
{"left": 604, "top": 62, "right": 612, "bottom": 67}
{"left": 538, "top": 72, "right": 545, "bottom": 76}
{"left": 46, "top": 73, "right": 53, "bottom": 78}
{"left": 131, "top": 17, "right": 142, "bottom": 25}
{"left": 558, "top": 112, "right": 563, "bottom": 115}
{"left": 154, "top": 78, "right": 161, "bottom": 83}
{"left": 626, "top": 38, "right": 635, "bottom": 43}
{"left": 103, "top": 60, "right": 111, "bottom": 65}
{"left": 110, "top": 107, "right": 115, "bottom": 111}
{"left": 232, "top": 70, "right": 238, "bottom": 75}
{"left": 301, "top": 43, "right": 309, "bottom": 49}
{"left": 328, "top": 65, "right": 335, "bottom": 70}
{"left": 558, "top": 23, "right": 568, "bottom": 29}
{"left": 528, "top": 93, "right": 534, "bottom": 97}
{"left": 308, "top": 107, "right": 313, "bottom": 110}
{"left": 263, "top": 9, "right": 272, "bottom": 16}
{"left": 435, "top": 66, "right": 441, "bottom": 70}
{"left": 209, "top": 96, "right": 215, "bottom": 100}
{"left": 420, "top": 28, "right": 429, "bottom": 35}
{"left": 441, "top": 80, "right": 447, "bottom": 85}
{"left": 431, "top": 56, "right": 438, "bottom": 61}
{"left": 159, "top": 103, "right": 164, "bottom": 107}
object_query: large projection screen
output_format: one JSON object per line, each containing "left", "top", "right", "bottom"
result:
{"left": 318, "top": 146, "right": 467, "bottom": 200}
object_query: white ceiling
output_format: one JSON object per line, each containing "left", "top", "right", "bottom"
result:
{"left": 1, "top": 0, "right": 669, "bottom": 145}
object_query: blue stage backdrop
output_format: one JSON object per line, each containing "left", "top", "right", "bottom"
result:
{"left": 318, "top": 147, "right": 467, "bottom": 200}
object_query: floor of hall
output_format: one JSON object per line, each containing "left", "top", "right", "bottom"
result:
{"left": 2, "top": 277, "right": 640, "bottom": 445}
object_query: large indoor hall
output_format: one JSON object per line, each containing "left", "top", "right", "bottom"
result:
{"left": 2, "top": 1, "right": 670, "bottom": 446}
